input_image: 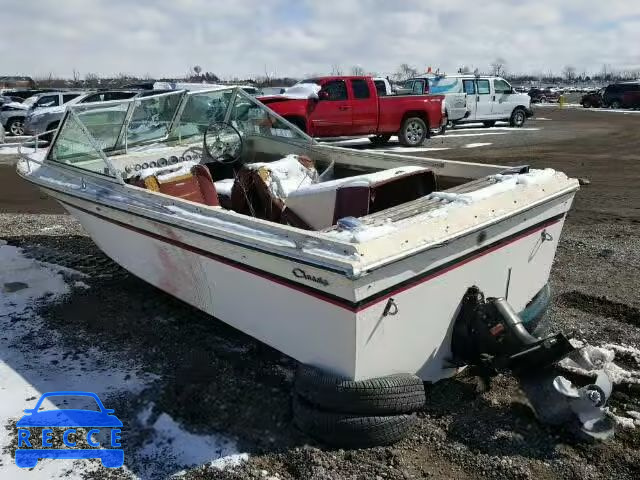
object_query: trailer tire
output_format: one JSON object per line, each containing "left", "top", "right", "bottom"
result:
{"left": 295, "top": 365, "right": 425, "bottom": 415}
{"left": 369, "top": 134, "right": 391, "bottom": 146}
{"left": 398, "top": 117, "right": 427, "bottom": 146}
{"left": 293, "top": 395, "right": 416, "bottom": 448}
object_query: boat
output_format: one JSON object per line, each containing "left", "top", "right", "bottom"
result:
{"left": 17, "top": 86, "right": 579, "bottom": 382}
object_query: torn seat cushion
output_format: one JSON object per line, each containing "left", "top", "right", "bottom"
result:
{"left": 131, "top": 162, "right": 220, "bottom": 207}
{"left": 230, "top": 155, "right": 316, "bottom": 228}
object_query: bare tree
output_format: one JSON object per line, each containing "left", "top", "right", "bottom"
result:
{"left": 351, "top": 65, "right": 366, "bottom": 76}
{"left": 84, "top": 72, "right": 100, "bottom": 88}
{"left": 193, "top": 65, "right": 202, "bottom": 77}
{"left": 489, "top": 58, "right": 507, "bottom": 77}
{"left": 72, "top": 68, "right": 81, "bottom": 86}
{"left": 458, "top": 65, "right": 471, "bottom": 74}
{"left": 563, "top": 65, "right": 576, "bottom": 82}
{"left": 394, "top": 63, "right": 418, "bottom": 82}
{"left": 330, "top": 64, "right": 343, "bottom": 76}
{"left": 263, "top": 64, "right": 273, "bottom": 86}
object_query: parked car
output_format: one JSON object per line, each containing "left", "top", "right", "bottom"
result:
{"left": 528, "top": 88, "right": 561, "bottom": 104}
{"left": 259, "top": 76, "right": 446, "bottom": 146}
{"left": 24, "top": 90, "right": 147, "bottom": 139}
{"left": 0, "top": 91, "right": 84, "bottom": 136}
{"left": 580, "top": 89, "right": 605, "bottom": 108}
{"left": 0, "top": 89, "right": 58, "bottom": 101}
{"left": 399, "top": 75, "right": 532, "bottom": 127}
{"left": 601, "top": 82, "right": 640, "bottom": 109}
{"left": 372, "top": 77, "right": 393, "bottom": 96}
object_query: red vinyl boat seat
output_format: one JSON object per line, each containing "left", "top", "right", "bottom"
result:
{"left": 131, "top": 162, "right": 220, "bottom": 207}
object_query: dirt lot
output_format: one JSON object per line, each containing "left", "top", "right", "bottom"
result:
{"left": 1, "top": 107, "right": 639, "bottom": 479}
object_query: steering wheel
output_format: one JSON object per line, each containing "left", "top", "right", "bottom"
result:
{"left": 203, "top": 121, "right": 243, "bottom": 165}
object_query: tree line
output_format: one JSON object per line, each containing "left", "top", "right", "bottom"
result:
{"left": 31, "top": 61, "right": 639, "bottom": 90}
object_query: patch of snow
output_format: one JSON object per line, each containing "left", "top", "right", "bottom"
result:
{"left": 613, "top": 415, "right": 637, "bottom": 429}
{"left": 585, "top": 108, "right": 640, "bottom": 114}
{"left": 559, "top": 343, "right": 640, "bottom": 385}
{"left": 464, "top": 143, "right": 492, "bottom": 148}
{"left": 246, "top": 155, "right": 318, "bottom": 198}
{"left": 324, "top": 138, "right": 372, "bottom": 146}
{"left": 425, "top": 169, "right": 559, "bottom": 217}
{"left": 0, "top": 145, "right": 21, "bottom": 155}
{"left": 0, "top": 245, "right": 158, "bottom": 479}
{"left": 271, "top": 83, "right": 320, "bottom": 100}
{"left": 534, "top": 117, "right": 552, "bottom": 120}
{"left": 214, "top": 178, "right": 234, "bottom": 197}
{"left": 137, "top": 411, "right": 246, "bottom": 478}
{"left": 325, "top": 222, "right": 396, "bottom": 244}
{"left": 491, "top": 168, "right": 557, "bottom": 186}
{"left": 3, "top": 101, "right": 28, "bottom": 110}
{"left": 138, "top": 161, "right": 198, "bottom": 181}
{"left": 0, "top": 244, "right": 70, "bottom": 318}
{"left": 379, "top": 146, "right": 450, "bottom": 153}
{"left": 0, "top": 244, "right": 245, "bottom": 479}
{"left": 452, "top": 127, "right": 540, "bottom": 132}
{"left": 73, "top": 280, "right": 90, "bottom": 289}
{"left": 40, "top": 225, "right": 64, "bottom": 232}
{"left": 442, "top": 132, "right": 509, "bottom": 138}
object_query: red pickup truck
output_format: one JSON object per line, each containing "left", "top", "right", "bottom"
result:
{"left": 259, "top": 76, "right": 447, "bottom": 147}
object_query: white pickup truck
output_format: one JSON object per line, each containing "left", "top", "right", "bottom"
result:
{"left": 400, "top": 74, "right": 533, "bottom": 127}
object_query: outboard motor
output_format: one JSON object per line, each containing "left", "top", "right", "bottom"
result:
{"left": 450, "top": 286, "right": 617, "bottom": 439}
{"left": 450, "top": 286, "right": 574, "bottom": 377}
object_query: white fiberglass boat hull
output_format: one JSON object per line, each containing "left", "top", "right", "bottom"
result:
{"left": 44, "top": 187, "right": 574, "bottom": 382}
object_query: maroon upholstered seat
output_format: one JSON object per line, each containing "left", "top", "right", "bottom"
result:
{"left": 132, "top": 163, "right": 220, "bottom": 207}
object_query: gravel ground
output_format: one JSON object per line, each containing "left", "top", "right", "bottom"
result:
{"left": 1, "top": 107, "right": 639, "bottom": 479}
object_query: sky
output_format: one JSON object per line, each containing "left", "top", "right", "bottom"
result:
{"left": 1, "top": 0, "right": 639, "bottom": 80}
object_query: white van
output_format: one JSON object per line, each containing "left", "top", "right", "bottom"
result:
{"left": 400, "top": 75, "right": 533, "bottom": 127}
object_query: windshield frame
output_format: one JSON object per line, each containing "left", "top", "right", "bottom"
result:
{"left": 45, "top": 86, "right": 315, "bottom": 182}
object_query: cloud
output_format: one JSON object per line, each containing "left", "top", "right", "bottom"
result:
{"left": 1, "top": 0, "right": 639, "bottom": 79}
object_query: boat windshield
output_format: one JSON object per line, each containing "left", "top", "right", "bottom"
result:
{"left": 47, "top": 87, "right": 312, "bottom": 178}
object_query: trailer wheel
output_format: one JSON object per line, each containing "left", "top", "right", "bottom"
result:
{"left": 292, "top": 395, "right": 416, "bottom": 448}
{"left": 398, "top": 117, "right": 427, "bottom": 146}
{"left": 369, "top": 134, "right": 391, "bottom": 146}
{"left": 295, "top": 364, "right": 425, "bottom": 415}
{"left": 582, "top": 100, "right": 591, "bottom": 108}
